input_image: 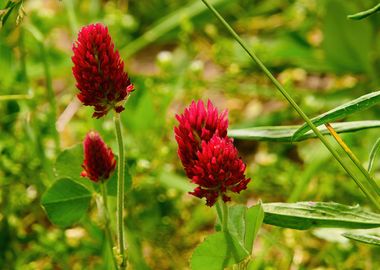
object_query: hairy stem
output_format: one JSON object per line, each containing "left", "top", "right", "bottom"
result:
{"left": 114, "top": 113, "right": 127, "bottom": 269}
{"left": 100, "top": 182, "right": 118, "bottom": 269}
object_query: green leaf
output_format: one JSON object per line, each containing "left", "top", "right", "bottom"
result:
{"left": 293, "top": 91, "right": 380, "bottom": 140}
{"left": 323, "top": 0, "right": 373, "bottom": 73}
{"left": 348, "top": 3, "right": 380, "bottom": 20}
{"left": 342, "top": 232, "right": 380, "bottom": 246}
{"left": 191, "top": 232, "right": 249, "bottom": 270}
{"left": 217, "top": 204, "right": 264, "bottom": 254}
{"left": 41, "top": 178, "right": 92, "bottom": 227}
{"left": 245, "top": 203, "right": 264, "bottom": 253}
{"left": 262, "top": 202, "right": 380, "bottom": 230}
{"left": 227, "top": 205, "right": 246, "bottom": 245}
{"left": 228, "top": 120, "right": 380, "bottom": 142}
{"left": 54, "top": 144, "right": 93, "bottom": 191}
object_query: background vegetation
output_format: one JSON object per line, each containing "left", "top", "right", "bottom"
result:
{"left": 1, "top": 0, "right": 380, "bottom": 269}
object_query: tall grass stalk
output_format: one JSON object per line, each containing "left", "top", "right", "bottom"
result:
{"left": 200, "top": 0, "right": 380, "bottom": 211}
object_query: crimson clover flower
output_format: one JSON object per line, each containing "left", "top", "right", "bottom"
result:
{"left": 81, "top": 131, "right": 116, "bottom": 182}
{"left": 72, "top": 23, "right": 134, "bottom": 118}
{"left": 174, "top": 100, "right": 250, "bottom": 206}
{"left": 174, "top": 100, "right": 228, "bottom": 178}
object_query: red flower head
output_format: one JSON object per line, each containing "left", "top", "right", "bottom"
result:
{"left": 189, "top": 136, "right": 251, "bottom": 206}
{"left": 72, "top": 23, "right": 134, "bottom": 118}
{"left": 174, "top": 100, "right": 228, "bottom": 178}
{"left": 174, "top": 100, "right": 250, "bottom": 206}
{"left": 81, "top": 131, "right": 116, "bottom": 182}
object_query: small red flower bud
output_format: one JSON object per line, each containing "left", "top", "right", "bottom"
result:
{"left": 81, "top": 131, "right": 116, "bottom": 182}
{"left": 72, "top": 23, "right": 134, "bottom": 118}
{"left": 174, "top": 100, "right": 251, "bottom": 206}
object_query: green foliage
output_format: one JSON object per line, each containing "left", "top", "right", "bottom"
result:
{"left": 41, "top": 178, "right": 92, "bottom": 227}
{"left": 348, "top": 3, "right": 380, "bottom": 20}
{"left": 191, "top": 231, "right": 249, "bottom": 270}
{"left": 121, "top": 0, "right": 230, "bottom": 58}
{"left": 368, "top": 137, "right": 380, "bottom": 173}
{"left": 229, "top": 121, "right": 380, "bottom": 142}
{"left": 224, "top": 204, "right": 264, "bottom": 254}
{"left": 293, "top": 91, "right": 380, "bottom": 140}
{"left": 343, "top": 232, "right": 380, "bottom": 246}
{"left": 2, "top": 0, "right": 380, "bottom": 268}
{"left": 263, "top": 202, "right": 380, "bottom": 230}
{"left": 209, "top": 203, "right": 264, "bottom": 268}
{"left": 245, "top": 204, "right": 264, "bottom": 253}
{"left": 323, "top": 0, "right": 373, "bottom": 73}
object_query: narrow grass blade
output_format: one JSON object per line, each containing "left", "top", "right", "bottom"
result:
{"left": 262, "top": 202, "right": 380, "bottom": 230}
{"left": 368, "top": 137, "right": 380, "bottom": 174}
{"left": 348, "top": 3, "right": 380, "bottom": 20}
{"left": 229, "top": 121, "right": 380, "bottom": 142}
{"left": 342, "top": 232, "right": 380, "bottom": 246}
{"left": 0, "top": 94, "right": 32, "bottom": 101}
{"left": 120, "top": 0, "right": 228, "bottom": 58}
{"left": 201, "top": 0, "right": 380, "bottom": 210}
{"left": 293, "top": 91, "right": 380, "bottom": 140}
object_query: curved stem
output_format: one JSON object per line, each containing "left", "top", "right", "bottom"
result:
{"left": 100, "top": 182, "right": 118, "bottom": 269}
{"left": 114, "top": 113, "right": 127, "bottom": 269}
{"left": 368, "top": 137, "right": 380, "bottom": 174}
{"left": 201, "top": 0, "right": 380, "bottom": 211}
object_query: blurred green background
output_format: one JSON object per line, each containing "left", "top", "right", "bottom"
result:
{"left": 1, "top": 0, "right": 380, "bottom": 269}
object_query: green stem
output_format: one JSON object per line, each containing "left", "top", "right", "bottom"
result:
{"left": 217, "top": 199, "right": 229, "bottom": 232}
{"left": 325, "top": 124, "right": 380, "bottom": 201}
{"left": 114, "top": 113, "right": 127, "bottom": 269}
{"left": 201, "top": 0, "right": 380, "bottom": 211}
{"left": 100, "top": 182, "right": 118, "bottom": 270}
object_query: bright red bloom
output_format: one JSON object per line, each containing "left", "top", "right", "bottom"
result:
{"left": 174, "top": 100, "right": 250, "bottom": 206}
{"left": 81, "top": 131, "right": 116, "bottom": 182}
{"left": 72, "top": 23, "right": 134, "bottom": 118}
{"left": 189, "top": 136, "right": 250, "bottom": 206}
{"left": 174, "top": 100, "right": 228, "bottom": 178}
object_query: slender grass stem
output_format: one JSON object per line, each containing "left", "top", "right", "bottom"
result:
{"left": 100, "top": 182, "right": 118, "bottom": 270}
{"left": 114, "top": 113, "right": 127, "bottom": 269}
{"left": 325, "top": 123, "right": 380, "bottom": 208}
{"left": 27, "top": 22, "right": 60, "bottom": 153}
{"left": 201, "top": 0, "right": 380, "bottom": 211}
{"left": 39, "top": 42, "right": 60, "bottom": 153}
{"left": 0, "top": 94, "right": 32, "bottom": 101}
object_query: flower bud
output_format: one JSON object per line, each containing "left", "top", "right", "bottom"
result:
{"left": 81, "top": 131, "right": 116, "bottom": 182}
